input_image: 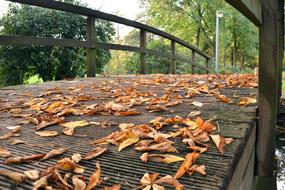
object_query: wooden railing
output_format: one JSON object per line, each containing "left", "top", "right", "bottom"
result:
{"left": 0, "top": 0, "right": 212, "bottom": 76}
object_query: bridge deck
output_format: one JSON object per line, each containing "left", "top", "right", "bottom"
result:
{"left": 0, "top": 74, "right": 257, "bottom": 190}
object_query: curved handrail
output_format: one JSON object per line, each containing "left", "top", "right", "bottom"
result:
{"left": 1, "top": 0, "right": 212, "bottom": 76}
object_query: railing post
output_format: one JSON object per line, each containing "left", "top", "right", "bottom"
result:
{"left": 140, "top": 30, "right": 147, "bottom": 74}
{"left": 206, "top": 58, "right": 210, "bottom": 73}
{"left": 191, "top": 50, "right": 195, "bottom": 74}
{"left": 170, "top": 40, "right": 176, "bottom": 74}
{"left": 86, "top": 16, "right": 96, "bottom": 77}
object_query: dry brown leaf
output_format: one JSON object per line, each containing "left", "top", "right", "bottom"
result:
{"left": 72, "top": 175, "right": 86, "bottom": 190}
{"left": 24, "top": 170, "right": 39, "bottom": 181}
{"left": 155, "top": 175, "right": 184, "bottom": 190}
{"left": 57, "top": 157, "right": 84, "bottom": 174}
{"left": 53, "top": 169, "right": 73, "bottom": 188}
{"left": 135, "top": 141, "right": 178, "bottom": 153}
{"left": 71, "top": 153, "right": 82, "bottom": 163}
{"left": 83, "top": 147, "right": 108, "bottom": 160}
{"left": 101, "top": 184, "right": 121, "bottom": 190}
{"left": 174, "top": 152, "right": 200, "bottom": 179}
{"left": 140, "top": 152, "right": 149, "bottom": 162}
{"left": 118, "top": 133, "right": 140, "bottom": 152}
{"left": 225, "top": 138, "right": 234, "bottom": 145}
{"left": 5, "top": 153, "right": 45, "bottom": 164}
{"left": 42, "top": 147, "right": 69, "bottom": 160}
{"left": 0, "top": 126, "right": 21, "bottom": 140}
{"left": 119, "top": 123, "right": 135, "bottom": 131}
{"left": 60, "top": 120, "right": 89, "bottom": 128}
{"left": 35, "top": 131, "right": 59, "bottom": 137}
{"left": 142, "top": 154, "right": 184, "bottom": 164}
{"left": 188, "top": 164, "right": 206, "bottom": 176}
{"left": 10, "top": 139, "right": 26, "bottom": 145}
{"left": 217, "top": 94, "right": 232, "bottom": 103}
{"left": 210, "top": 134, "right": 226, "bottom": 154}
{"left": 192, "top": 101, "right": 203, "bottom": 107}
{"left": 33, "top": 174, "right": 51, "bottom": 190}
{"left": 238, "top": 97, "right": 257, "bottom": 106}
{"left": 187, "top": 111, "right": 201, "bottom": 118}
{"left": 115, "top": 110, "right": 141, "bottom": 116}
{"left": 0, "top": 169, "right": 26, "bottom": 183}
{"left": 0, "top": 147, "right": 11, "bottom": 157}
{"left": 86, "top": 161, "right": 101, "bottom": 190}
{"left": 37, "top": 117, "right": 65, "bottom": 130}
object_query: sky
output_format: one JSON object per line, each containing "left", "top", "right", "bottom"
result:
{"left": 0, "top": 0, "right": 141, "bottom": 36}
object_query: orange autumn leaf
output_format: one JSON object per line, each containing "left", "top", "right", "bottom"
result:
{"left": 42, "top": 147, "right": 69, "bottom": 160}
{"left": 83, "top": 147, "right": 108, "bottom": 160}
{"left": 175, "top": 152, "right": 200, "bottom": 179}
{"left": 0, "top": 169, "right": 26, "bottom": 183}
{"left": 0, "top": 147, "right": 11, "bottom": 158}
{"left": 210, "top": 134, "right": 226, "bottom": 154}
{"left": 5, "top": 153, "right": 45, "bottom": 164}
{"left": 86, "top": 161, "right": 102, "bottom": 190}
{"left": 217, "top": 94, "right": 232, "bottom": 103}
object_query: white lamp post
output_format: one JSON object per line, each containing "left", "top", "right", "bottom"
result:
{"left": 215, "top": 10, "right": 224, "bottom": 74}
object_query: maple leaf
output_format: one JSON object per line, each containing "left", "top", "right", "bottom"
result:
{"left": 24, "top": 170, "right": 39, "bottom": 181}
{"left": 238, "top": 97, "right": 257, "bottom": 106}
{"left": 135, "top": 141, "right": 178, "bottom": 153}
{"left": 33, "top": 174, "right": 51, "bottom": 190}
{"left": 36, "top": 117, "right": 65, "bottom": 130}
{"left": 187, "top": 165, "right": 207, "bottom": 176}
{"left": 217, "top": 94, "right": 232, "bottom": 103}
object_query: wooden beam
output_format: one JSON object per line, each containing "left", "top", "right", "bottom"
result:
{"left": 257, "top": 0, "right": 283, "bottom": 177}
{"left": 86, "top": 16, "right": 96, "bottom": 77}
{"left": 0, "top": 35, "right": 90, "bottom": 48}
{"left": 226, "top": 0, "right": 262, "bottom": 26}
{"left": 192, "top": 50, "right": 195, "bottom": 74}
{"left": 6, "top": 0, "right": 211, "bottom": 60}
{"left": 140, "top": 30, "right": 147, "bottom": 74}
{"left": 170, "top": 40, "right": 176, "bottom": 74}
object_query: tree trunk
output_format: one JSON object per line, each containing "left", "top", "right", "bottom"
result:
{"left": 196, "top": 27, "right": 201, "bottom": 48}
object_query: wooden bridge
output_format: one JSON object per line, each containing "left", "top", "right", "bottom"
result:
{"left": 0, "top": 0, "right": 283, "bottom": 190}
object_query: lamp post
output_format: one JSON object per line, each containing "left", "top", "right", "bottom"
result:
{"left": 215, "top": 10, "right": 224, "bottom": 74}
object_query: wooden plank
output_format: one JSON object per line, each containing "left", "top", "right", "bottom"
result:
{"left": 86, "top": 16, "right": 96, "bottom": 77}
{"left": 227, "top": 126, "right": 256, "bottom": 190}
{"left": 140, "top": 30, "right": 147, "bottom": 74}
{"left": 192, "top": 50, "right": 195, "bottom": 74}
{"left": 225, "top": 0, "right": 262, "bottom": 26}
{"left": 170, "top": 40, "right": 176, "bottom": 74}
{"left": 257, "top": 0, "right": 282, "bottom": 177}
{"left": 0, "top": 35, "right": 90, "bottom": 48}
{"left": 6, "top": 0, "right": 211, "bottom": 60}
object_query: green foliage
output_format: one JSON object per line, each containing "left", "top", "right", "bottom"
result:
{"left": 0, "top": 2, "right": 115, "bottom": 86}
{"left": 139, "top": 0, "right": 258, "bottom": 71}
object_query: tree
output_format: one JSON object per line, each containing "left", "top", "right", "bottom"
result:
{"left": 0, "top": 1, "right": 115, "bottom": 86}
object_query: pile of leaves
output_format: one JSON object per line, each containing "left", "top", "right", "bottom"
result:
{"left": 0, "top": 74, "right": 257, "bottom": 189}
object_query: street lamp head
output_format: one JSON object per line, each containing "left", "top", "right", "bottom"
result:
{"left": 216, "top": 10, "right": 224, "bottom": 18}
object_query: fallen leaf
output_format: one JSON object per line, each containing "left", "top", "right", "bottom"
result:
{"left": 35, "top": 131, "right": 59, "bottom": 137}
{"left": 102, "top": 184, "right": 121, "bottom": 190}
{"left": 174, "top": 152, "right": 199, "bottom": 179}
{"left": 140, "top": 152, "right": 149, "bottom": 162}
{"left": 0, "top": 147, "right": 11, "bottom": 157}
{"left": 217, "top": 94, "right": 232, "bottom": 103}
{"left": 83, "top": 147, "right": 108, "bottom": 160}
{"left": 57, "top": 157, "right": 84, "bottom": 174}
{"left": 210, "top": 134, "right": 226, "bottom": 154}
{"left": 24, "top": 170, "right": 39, "bottom": 181}
{"left": 188, "top": 164, "right": 206, "bottom": 176}
{"left": 115, "top": 110, "right": 141, "bottom": 116}
{"left": 119, "top": 123, "right": 135, "bottom": 131}
{"left": 142, "top": 154, "right": 184, "bottom": 164}
{"left": 118, "top": 132, "right": 140, "bottom": 152}
{"left": 135, "top": 141, "right": 178, "bottom": 153}
{"left": 37, "top": 117, "right": 65, "bottom": 130}
{"left": 86, "top": 161, "right": 102, "bottom": 190}
{"left": 10, "top": 139, "right": 26, "bottom": 145}
{"left": 192, "top": 101, "right": 203, "bottom": 107}
{"left": 187, "top": 111, "right": 201, "bottom": 118}
{"left": 0, "top": 169, "right": 26, "bottom": 183}
{"left": 60, "top": 120, "right": 89, "bottom": 128}
{"left": 5, "top": 153, "right": 45, "bottom": 164}
{"left": 72, "top": 175, "right": 86, "bottom": 190}
{"left": 42, "top": 147, "right": 69, "bottom": 160}
{"left": 33, "top": 174, "right": 51, "bottom": 190}
{"left": 71, "top": 153, "right": 82, "bottom": 163}
{"left": 238, "top": 97, "right": 257, "bottom": 106}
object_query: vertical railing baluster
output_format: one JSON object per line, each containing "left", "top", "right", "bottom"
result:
{"left": 86, "top": 16, "right": 96, "bottom": 77}
{"left": 206, "top": 58, "right": 209, "bottom": 73}
{"left": 140, "top": 30, "right": 147, "bottom": 74}
{"left": 170, "top": 40, "right": 176, "bottom": 74}
{"left": 191, "top": 50, "right": 195, "bottom": 74}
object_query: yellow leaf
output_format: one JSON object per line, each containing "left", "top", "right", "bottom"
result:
{"left": 60, "top": 120, "right": 89, "bottom": 128}
{"left": 118, "top": 135, "right": 139, "bottom": 152}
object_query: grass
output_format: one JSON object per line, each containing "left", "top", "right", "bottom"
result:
{"left": 24, "top": 74, "right": 43, "bottom": 85}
